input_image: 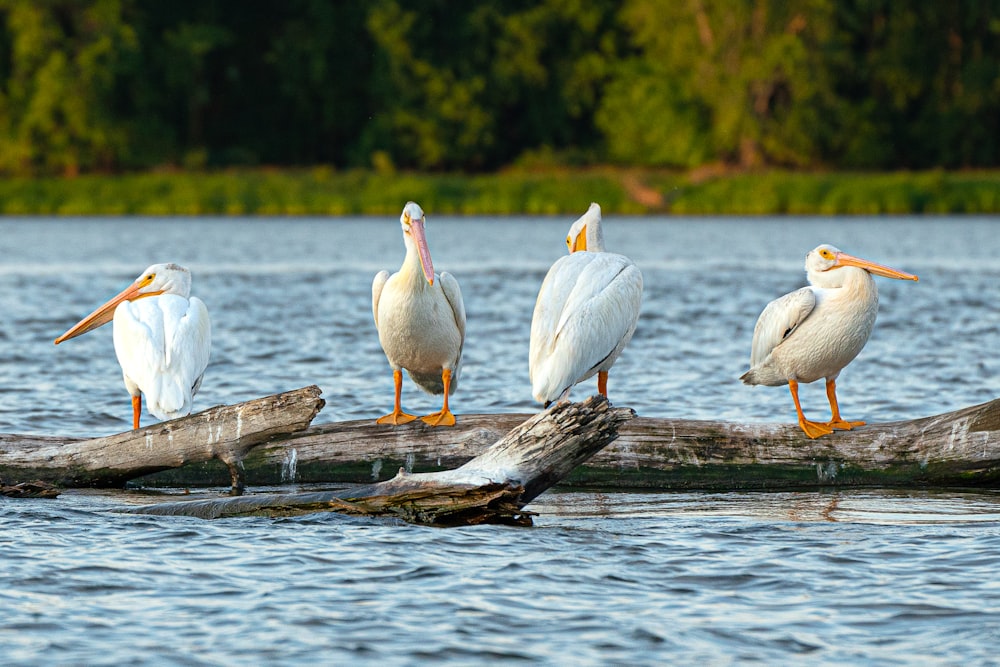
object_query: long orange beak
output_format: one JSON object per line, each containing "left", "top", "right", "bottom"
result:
{"left": 54, "top": 280, "right": 160, "bottom": 345}
{"left": 834, "top": 252, "right": 919, "bottom": 282}
{"left": 408, "top": 214, "right": 435, "bottom": 285}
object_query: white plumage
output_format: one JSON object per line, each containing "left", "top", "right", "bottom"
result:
{"left": 529, "top": 202, "right": 643, "bottom": 406}
{"left": 113, "top": 292, "right": 210, "bottom": 421}
{"left": 55, "top": 263, "right": 211, "bottom": 429}
{"left": 373, "top": 201, "right": 466, "bottom": 426}
{"left": 741, "top": 244, "right": 918, "bottom": 438}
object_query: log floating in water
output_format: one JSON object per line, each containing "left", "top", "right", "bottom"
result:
{"left": 126, "top": 395, "right": 634, "bottom": 526}
{"left": 0, "top": 385, "right": 325, "bottom": 494}
{"left": 2, "top": 391, "right": 998, "bottom": 491}
{"left": 233, "top": 396, "right": 1000, "bottom": 490}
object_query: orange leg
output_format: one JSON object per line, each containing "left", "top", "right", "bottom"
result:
{"left": 376, "top": 369, "right": 417, "bottom": 425}
{"left": 131, "top": 394, "right": 142, "bottom": 430}
{"left": 788, "top": 380, "right": 833, "bottom": 439}
{"left": 597, "top": 371, "right": 609, "bottom": 398}
{"left": 421, "top": 368, "right": 456, "bottom": 427}
{"left": 825, "top": 378, "right": 865, "bottom": 431}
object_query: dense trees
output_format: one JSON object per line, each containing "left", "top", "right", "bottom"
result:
{"left": 0, "top": 0, "right": 997, "bottom": 176}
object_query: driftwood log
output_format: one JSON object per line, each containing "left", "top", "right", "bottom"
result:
{"left": 150, "top": 395, "right": 1000, "bottom": 490}
{"left": 2, "top": 391, "right": 999, "bottom": 492}
{"left": 125, "top": 396, "right": 634, "bottom": 526}
{"left": 0, "top": 385, "right": 324, "bottom": 494}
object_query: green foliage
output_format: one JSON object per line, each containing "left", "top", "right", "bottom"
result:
{"left": 605, "top": 0, "right": 840, "bottom": 168}
{"left": 824, "top": 2, "right": 1000, "bottom": 168}
{"left": 663, "top": 169, "right": 1000, "bottom": 215}
{"left": 359, "top": 0, "right": 621, "bottom": 171}
{"left": 0, "top": 1, "right": 997, "bottom": 177}
{"left": 361, "top": 0, "right": 494, "bottom": 169}
{"left": 596, "top": 59, "right": 711, "bottom": 168}
{"left": 0, "top": 0, "right": 137, "bottom": 175}
{"left": 0, "top": 167, "right": 996, "bottom": 216}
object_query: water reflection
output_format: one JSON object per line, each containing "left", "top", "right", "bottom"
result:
{"left": 533, "top": 489, "right": 1000, "bottom": 524}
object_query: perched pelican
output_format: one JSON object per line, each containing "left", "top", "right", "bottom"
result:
{"left": 529, "top": 202, "right": 643, "bottom": 406}
{"left": 741, "top": 244, "right": 918, "bottom": 439}
{"left": 54, "top": 263, "right": 211, "bottom": 430}
{"left": 372, "top": 201, "right": 466, "bottom": 426}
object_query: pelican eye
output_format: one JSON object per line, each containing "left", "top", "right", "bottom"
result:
{"left": 819, "top": 249, "right": 835, "bottom": 260}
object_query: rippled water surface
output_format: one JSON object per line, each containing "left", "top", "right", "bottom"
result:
{"left": 2, "top": 215, "right": 1000, "bottom": 665}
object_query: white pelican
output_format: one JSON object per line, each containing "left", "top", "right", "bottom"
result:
{"left": 529, "top": 202, "right": 643, "bottom": 406}
{"left": 740, "top": 244, "right": 918, "bottom": 439}
{"left": 54, "top": 263, "right": 211, "bottom": 430}
{"left": 372, "top": 201, "right": 466, "bottom": 426}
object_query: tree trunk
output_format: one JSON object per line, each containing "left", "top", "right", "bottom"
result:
{"left": 125, "top": 396, "right": 633, "bottom": 526}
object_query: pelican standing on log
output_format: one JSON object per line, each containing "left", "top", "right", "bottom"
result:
{"left": 373, "top": 201, "right": 466, "bottom": 426}
{"left": 741, "top": 244, "right": 918, "bottom": 439}
{"left": 529, "top": 202, "right": 643, "bottom": 406}
{"left": 55, "top": 263, "right": 211, "bottom": 430}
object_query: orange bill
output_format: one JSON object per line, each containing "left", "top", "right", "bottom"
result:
{"left": 834, "top": 252, "right": 919, "bottom": 282}
{"left": 54, "top": 278, "right": 161, "bottom": 344}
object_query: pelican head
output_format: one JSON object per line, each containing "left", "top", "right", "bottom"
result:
{"left": 805, "top": 244, "right": 918, "bottom": 288}
{"left": 400, "top": 201, "right": 435, "bottom": 285}
{"left": 565, "top": 202, "right": 604, "bottom": 253}
{"left": 55, "top": 263, "right": 193, "bottom": 344}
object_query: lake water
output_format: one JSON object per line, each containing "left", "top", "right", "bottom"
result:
{"left": 2, "top": 215, "right": 1000, "bottom": 665}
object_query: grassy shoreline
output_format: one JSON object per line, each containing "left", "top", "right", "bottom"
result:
{"left": 1, "top": 167, "right": 997, "bottom": 216}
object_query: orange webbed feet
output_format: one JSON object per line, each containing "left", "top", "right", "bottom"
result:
{"left": 827, "top": 418, "right": 865, "bottom": 431}
{"left": 420, "top": 410, "right": 456, "bottom": 427}
{"left": 376, "top": 409, "right": 418, "bottom": 425}
{"left": 797, "top": 418, "right": 834, "bottom": 439}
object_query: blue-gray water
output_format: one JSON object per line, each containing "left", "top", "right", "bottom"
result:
{"left": 2, "top": 215, "right": 1000, "bottom": 665}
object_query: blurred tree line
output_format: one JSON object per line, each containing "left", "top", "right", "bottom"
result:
{"left": 0, "top": 0, "right": 997, "bottom": 177}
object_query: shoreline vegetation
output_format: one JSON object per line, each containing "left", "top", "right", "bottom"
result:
{"left": 1, "top": 167, "right": 997, "bottom": 217}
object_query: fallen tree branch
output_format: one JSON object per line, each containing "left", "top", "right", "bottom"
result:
{"left": 125, "top": 395, "right": 634, "bottom": 526}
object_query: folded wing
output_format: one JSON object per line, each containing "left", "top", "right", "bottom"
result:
{"left": 113, "top": 294, "right": 211, "bottom": 421}
{"left": 530, "top": 252, "right": 642, "bottom": 403}
{"left": 748, "top": 286, "right": 816, "bottom": 368}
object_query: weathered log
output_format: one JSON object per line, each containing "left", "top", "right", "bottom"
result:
{"left": 0, "top": 386, "right": 325, "bottom": 493}
{"left": 581, "top": 396, "right": 1000, "bottom": 489}
{"left": 219, "top": 396, "right": 999, "bottom": 490}
{"left": 3, "top": 392, "right": 999, "bottom": 491}
{"left": 125, "top": 396, "right": 634, "bottom": 526}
